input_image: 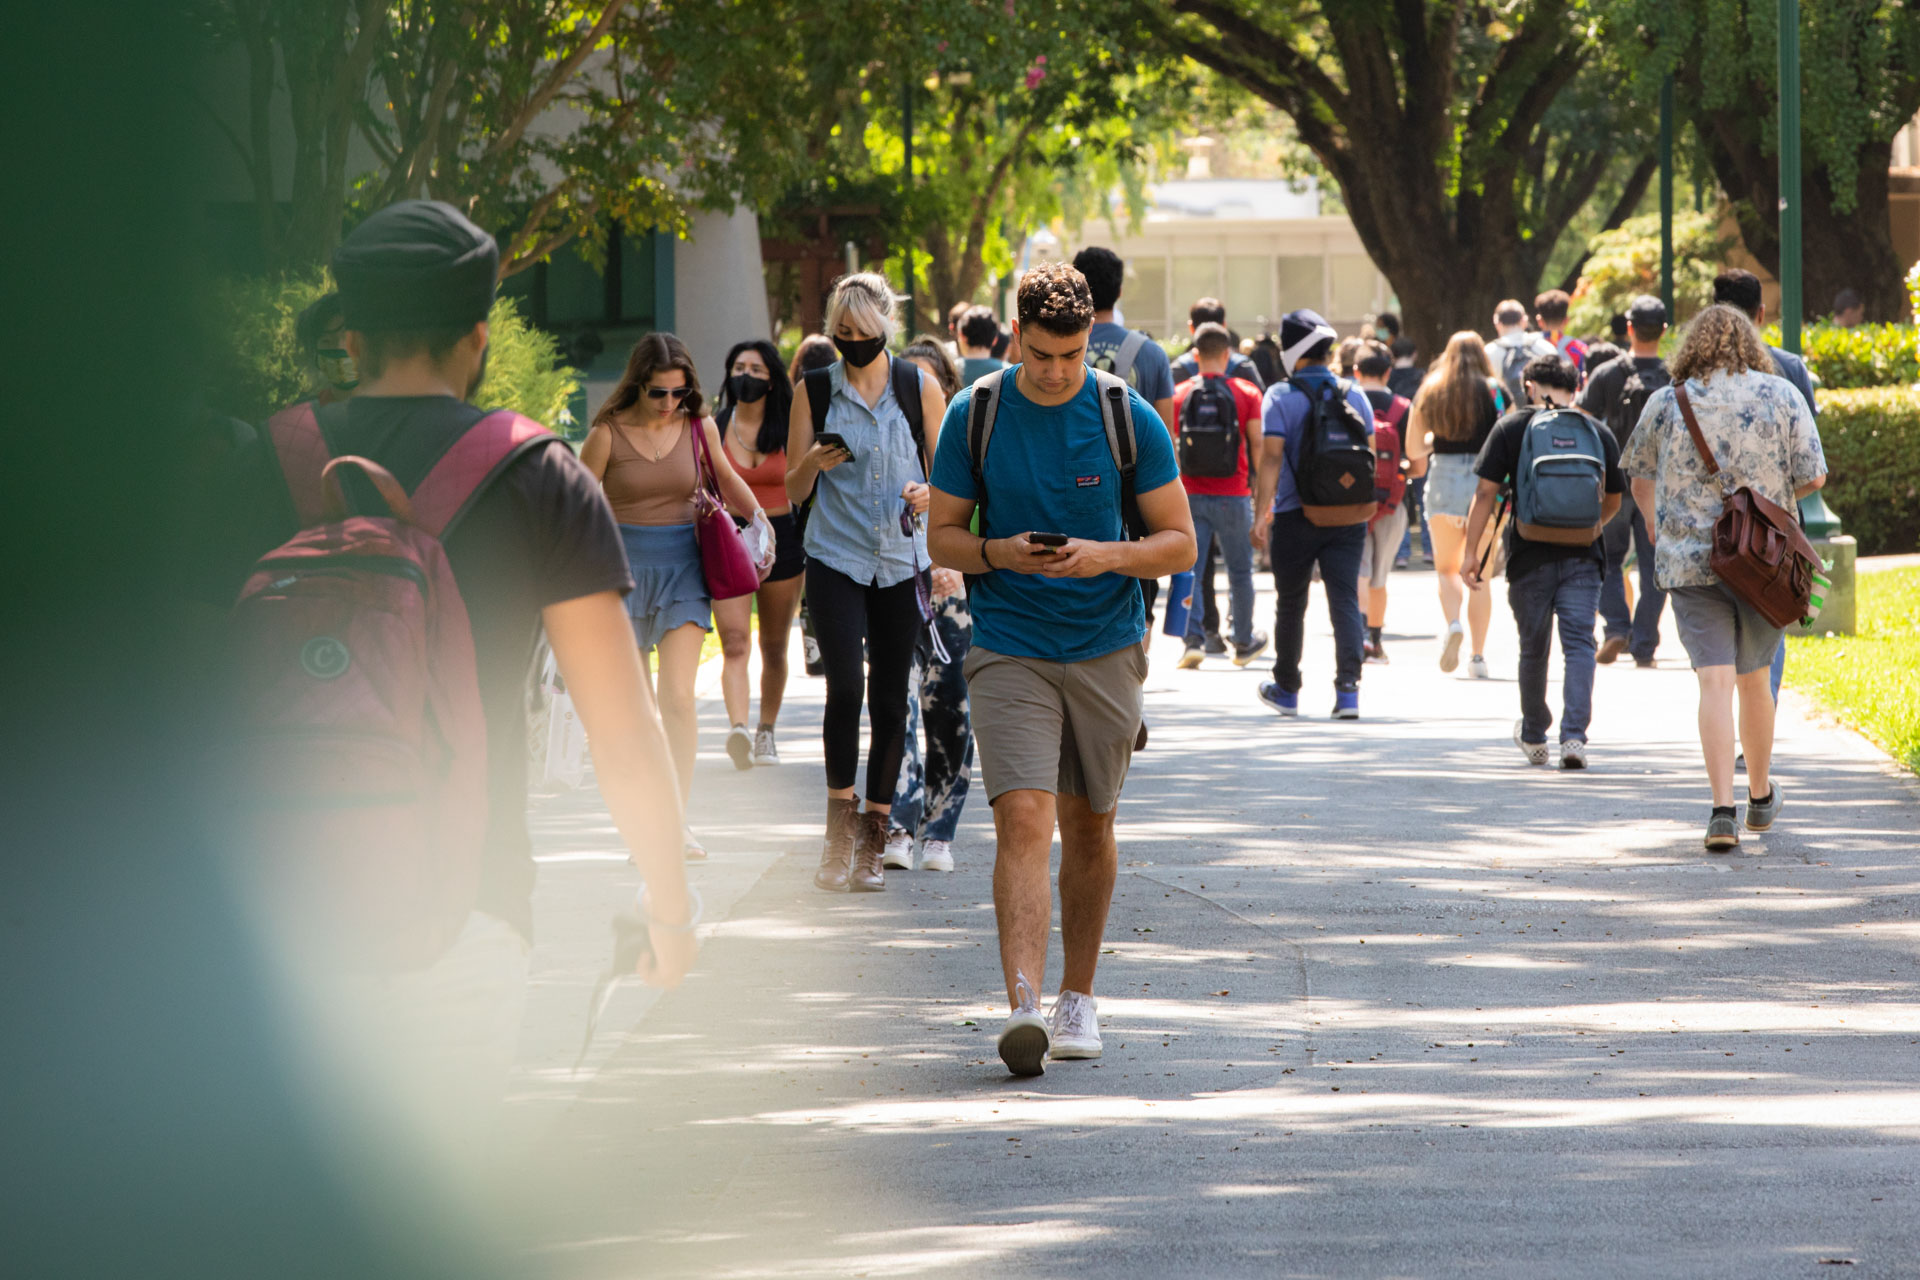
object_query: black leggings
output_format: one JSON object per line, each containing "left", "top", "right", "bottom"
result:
{"left": 805, "top": 561, "right": 924, "bottom": 803}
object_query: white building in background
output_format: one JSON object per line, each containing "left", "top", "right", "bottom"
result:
{"left": 1050, "top": 174, "right": 1393, "bottom": 339}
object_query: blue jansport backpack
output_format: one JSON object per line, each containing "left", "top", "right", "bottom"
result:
{"left": 1513, "top": 406, "right": 1609, "bottom": 545}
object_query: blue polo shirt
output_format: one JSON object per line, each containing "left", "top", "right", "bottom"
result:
{"left": 931, "top": 369, "right": 1179, "bottom": 664}
{"left": 1262, "top": 368, "right": 1376, "bottom": 514}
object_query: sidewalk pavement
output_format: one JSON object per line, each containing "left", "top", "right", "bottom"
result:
{"left": 508, "top": 569, "right": 1920, "bottom": 1279}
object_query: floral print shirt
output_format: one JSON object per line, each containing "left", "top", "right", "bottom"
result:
{"left": 1620, "top": 368, "right": 1826, "bottom": 591}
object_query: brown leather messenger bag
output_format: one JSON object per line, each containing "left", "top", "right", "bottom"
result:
{"left": 1674, "top": 386, "right": 1821, "bottom": 629}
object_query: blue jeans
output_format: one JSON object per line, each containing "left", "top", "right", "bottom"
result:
{"left": 1598, "top": 497, "right": 1665, "bottom": 661}
{"left": 1268, "top": 508, "right": 1366, "bottom": 693}
{"left": 1508, "top": 557, "right": 1602, "bottom": 744}
{"left": 1185, "top": 494, "right": 1257, "bottom": 648}
{"left": 890, "top": 596, "right": 974, "bottom": 843}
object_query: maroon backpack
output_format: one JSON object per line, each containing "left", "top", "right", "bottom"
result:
{"left": 226, "top": 402, "right": 555, "bottom": 971}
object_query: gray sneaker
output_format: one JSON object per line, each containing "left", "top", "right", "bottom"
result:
{"left": 1746, "top": 784, "right": 1783, "bottom": 831}
{"left": 1705, "top": 810, "right": 1740, "bottom": 852}
{"left": 750, "top": 726, "right": 780, "bottom": 766}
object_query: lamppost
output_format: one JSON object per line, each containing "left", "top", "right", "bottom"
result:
{"left": 900, "top": 73, "right": 915, "bottom": 338}
{"left": 1660, "top": 73, "right": 1675, "bottom": 318}
{"left": 1778, "top": 0, "right": 1803, "bottom": 353}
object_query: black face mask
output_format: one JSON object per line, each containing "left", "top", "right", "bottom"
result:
{"left": 833, "top": 335, "right": 887, "bottom": 369}
{"left": 729, "top": 373, "right": 770, "bottom": 403}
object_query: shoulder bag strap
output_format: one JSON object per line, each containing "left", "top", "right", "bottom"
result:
{"left": 1674, "top": 386, "right": 1722, "bottom": 480}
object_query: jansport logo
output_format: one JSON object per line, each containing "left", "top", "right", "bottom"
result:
{"left": 1552, "top": 436, "right": 1578, "bottom": 448}
{"left": 1076, "top": 475, "right": 1101, "bottom": 487}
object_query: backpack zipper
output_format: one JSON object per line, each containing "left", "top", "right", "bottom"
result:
{"left": 256, "top": 554, "right": 428, "bottom": 593}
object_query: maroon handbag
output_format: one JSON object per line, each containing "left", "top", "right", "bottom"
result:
{"left": 687, "top": 418, "right": 762, "bottom": 600}
{"left": 1674, "top": 386, "right": 1820, "bottom": 629}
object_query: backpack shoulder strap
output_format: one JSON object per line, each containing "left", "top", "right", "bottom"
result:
{"left": 267, "top": 400, "right": 331, "bottom": 527}
{"left": 967, "top": 366, "right": 1009, "bottom": 498}
{"left": 890, "top": 355, "right": 928, "bottom": 476}
{"left": 803, "top": 367, "right": 832, "bottom": 436}
{"left": 410, "top": 410, "right": 562, "bottom": 538}
{"left": 1091, "top": 369, "right": 1145, "bottom": 539}
{"left": 1112, "top": 329, "right": 1150, "bottom": 384}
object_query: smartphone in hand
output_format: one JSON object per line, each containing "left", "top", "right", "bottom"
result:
{"left": 814, "top": 432, "right": 852, "bottom": 455}
{"left": 1028, "top": 531, "right": 1069, "bottom": 554}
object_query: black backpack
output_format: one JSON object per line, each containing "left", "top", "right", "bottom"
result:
{"left": 1289, "top": 377, "right": 1377, "bottom": 526}
{"left": 803, "top": 355, "right": 927, "bottom": 475}
{"left": 1608, "top": 359, "right": 1670, "bottom": 449}
{"left": 1176, "top": 375, "right": 1244, "bottom": 478}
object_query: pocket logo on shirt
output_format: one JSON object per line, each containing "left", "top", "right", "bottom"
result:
{"left": 1075, "top": 474, "right": 1102, "bottom": 488}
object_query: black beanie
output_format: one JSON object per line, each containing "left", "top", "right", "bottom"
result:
{"left": 332, "top": 199, "right": 499, "bottom": 332}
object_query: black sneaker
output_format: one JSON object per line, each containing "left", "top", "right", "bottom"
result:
{"left": 1203, "top": 632, "right": 1229, "bottom": 657}
{"left": 1176, "top": 642, "right": 1205, "bottom": 670}
{"left": 1232, "top": 630, "right": 1270, "bottom": 667}
{"left": 1746, "top": 784, "right": 1783, "bottom": 831}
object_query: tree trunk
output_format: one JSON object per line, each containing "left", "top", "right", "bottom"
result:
{"left": 1703, "top": 117, "right": 1910, "bottom": 323}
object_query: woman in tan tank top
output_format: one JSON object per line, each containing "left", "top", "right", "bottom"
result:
{"left": 582, "top": 333, "right": 763, "bottom": 860}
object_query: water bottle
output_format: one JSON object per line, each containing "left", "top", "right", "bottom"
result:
{"left": 1161, "top": 570, "right": 1195, "bottom": 638}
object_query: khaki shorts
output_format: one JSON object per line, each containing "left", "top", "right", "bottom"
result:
{"left": 962, "top": 642, "right": 1147, "bottom": 814}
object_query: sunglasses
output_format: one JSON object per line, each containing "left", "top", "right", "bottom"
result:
{"left": 645, "top": 385, "right": 693, "bottom": 400}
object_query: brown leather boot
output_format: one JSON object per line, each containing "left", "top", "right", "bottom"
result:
{"left": 813, "top": 796, "right": 857, "bottom": 892}
{"left": 850, "top": 808, "right": 888, "bottom": 892}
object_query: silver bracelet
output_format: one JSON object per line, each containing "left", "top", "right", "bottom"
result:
{"left": 638, "top": 884, "right": 704, "bottom": 934}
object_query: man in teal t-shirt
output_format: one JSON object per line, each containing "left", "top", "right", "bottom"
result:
{"left": 928, "top": 261, "right": 1194, "bottom": 1080}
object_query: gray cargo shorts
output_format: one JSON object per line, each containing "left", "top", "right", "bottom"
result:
{"left": 1668, "top": 582, "right": 1784, "bottom": 674}
{"left": 962, "top": 642, "right": 1147, "bottom": 814}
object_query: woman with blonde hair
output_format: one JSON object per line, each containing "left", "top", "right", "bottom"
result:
{"left": 1409, "top": 330, "right": 1503, "bottom": 676}
{"left": 1622, "top": 304, "right": 1826, "bottom": 851}
{"left": 581, "top": 332, "right": 767, "bottom": 859}
{"left": 787, "top": 274, "right": 948, "bottom": 892}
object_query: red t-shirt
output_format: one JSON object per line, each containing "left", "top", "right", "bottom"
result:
{"left": 1173, "top": 373, "right": 1264, "bottom": 497}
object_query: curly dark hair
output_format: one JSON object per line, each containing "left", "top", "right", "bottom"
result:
{"left": 1017, "top": 262, "right": 1095, "bottom": 336}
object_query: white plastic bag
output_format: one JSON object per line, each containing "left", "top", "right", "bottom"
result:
{"left": 743, "top": 510, "right": 776, "bottom": 574}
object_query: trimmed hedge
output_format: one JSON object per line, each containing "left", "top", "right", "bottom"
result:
{"left": 202, "top": 270, "right": 578, "bottom": 430}
{"left": 1765, "top": 322, "right": 1920, "bottom": 390}
{"left": 1814, "top": 386, "right": 1920, "bottom": 556}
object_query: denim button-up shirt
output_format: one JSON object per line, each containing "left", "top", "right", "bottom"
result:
{"left": 803, "top": 358, "right": 928, "bottom": 587}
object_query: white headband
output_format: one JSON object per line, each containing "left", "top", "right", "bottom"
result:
{"left": 1280, "top": 321, "right": 1340, "bottom": 375}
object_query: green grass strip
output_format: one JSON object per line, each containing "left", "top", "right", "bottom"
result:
{"left": 1785, "top": 566, "right": 1920, "bottom": 773}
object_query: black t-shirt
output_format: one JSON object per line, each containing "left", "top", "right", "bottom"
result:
{"left": 208, "top": 396, "right": 633, "bottom": 941}
{"left": 1386, "top": 364, "right": 1425, "bottom": 403}
{"left": 1474, "top": 406, "right": 1626, "bottom": 581}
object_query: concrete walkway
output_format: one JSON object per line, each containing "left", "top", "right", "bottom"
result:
{"left": 509, "top": 570, "right": 1920, "bottom": 1279}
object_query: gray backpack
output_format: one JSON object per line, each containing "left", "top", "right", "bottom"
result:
{"left": 1090, "top": 329, "right": 1151, "bottom": 386}
{"left": 964, "top": 366, "right": 1144, "bottom": 591}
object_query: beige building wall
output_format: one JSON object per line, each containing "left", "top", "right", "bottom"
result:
{"left": 1060, "top": 215, "right": 1391, "bottom": 338}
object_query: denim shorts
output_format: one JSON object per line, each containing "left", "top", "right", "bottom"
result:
{"left": 1423, "top": 453, "right": 1480, "bottom": 520}
{"left": 1668, "top": 582, "right": 1783, "bottom": 674}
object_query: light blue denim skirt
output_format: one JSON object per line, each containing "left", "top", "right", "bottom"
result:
{"left": 620, "top": 523, "right": 711, "bottom": 651}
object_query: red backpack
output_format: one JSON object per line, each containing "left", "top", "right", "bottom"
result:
{"left": 226, "top": 402, "right": 556, "bottom": 971}
{"left": 1363, "top": 389, "right": 1409, "bottom": 518}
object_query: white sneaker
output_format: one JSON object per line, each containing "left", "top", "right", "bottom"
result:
{"left": 1048, "top": 990, "right": 1102, "bottom": 1060}
{"left": 750, "top": 726, "right": 780, "bottom": 766}
{"left": 1439, "top": 621, "right": 1464, "bottom": 672}
{"left": 881, "top": 828, "right": 914, "bottom": 870}
{"left": 997, "top": 976, "right": 1049, "bottom": 1077}
{"left": 920, "top": 839, "right": 954, "bottom": 872}
{"left": 726, "top": 723, "right": 753, "bottom": 771}
{"left": 1561, "top": 739, "right": 1589, "bottom": 770}
{"left": 1468, "top": 655, "right": 1490, "bottom": 680}
{"left": 1514, "top": 719, "right": 1548, "bottom": 767}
